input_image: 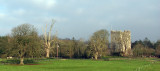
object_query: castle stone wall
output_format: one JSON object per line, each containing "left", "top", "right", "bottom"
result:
{"left": 111, "top": 30, "right": 131, "bottom": 56}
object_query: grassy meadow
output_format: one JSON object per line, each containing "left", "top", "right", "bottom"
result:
{"left": 0, "top": 58, "right": 160, "bottom": 71}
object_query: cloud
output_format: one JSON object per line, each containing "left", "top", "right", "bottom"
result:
{"left": 76, "top": 8, "right": 84, "bottom": 15}
{"left": 54, "top": 17, "right": 69, "bottom": 23}
{"left": 0, "top": 0, "right": 160, "bottom": 41}
{"left": 12, "top": 9, "right": 26, "bottom": 16}
{"left": 0, "top": 0, "right": 57, "bottom": 11}
{"left": 0, "top": 13, "right": 6, "bottom": 18}
{"left": 31, "top": 0, "right": 56, "bottom": 10}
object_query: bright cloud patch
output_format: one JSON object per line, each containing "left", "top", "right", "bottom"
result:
{"left": 0, "top": 13, "right": 6, "bottom": 18}
{"left": 12, "top": 9, "right": 26, "bottom": 16}
{"left": 76, "top": 8, "right": 84, "bottom": 15}
{"left": 32, "top": 0, "right": 56, "bottom": 10}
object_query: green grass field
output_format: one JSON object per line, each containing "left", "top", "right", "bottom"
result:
{"left": 0, "top": 58, "right": 160, "bottom": 71}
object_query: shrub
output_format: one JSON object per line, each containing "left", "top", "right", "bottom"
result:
{"left": 101, "top": 56, "right": 109, "bottom": 61}
{"left": 1, "top": 59, "right": 19, "bottom": 64}
{"left": 0, "top": 59, "right": 37, "bottom": 64}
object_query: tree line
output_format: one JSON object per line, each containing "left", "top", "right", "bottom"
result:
{"left": 0, "top": 22, "right": 160, "bottom": 64}
{"left": 132, "top": 38, "right": 160, "bottom": 57}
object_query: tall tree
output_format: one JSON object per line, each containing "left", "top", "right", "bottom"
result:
{"left": 143, "top": 37, "right": 154, "bottom": 49}
{"left": 133, "top": 43, "right": 155, "bottom": 57}
{"left": 84, "top": 42, "right": 93, "bottom": 58}
{"left": 42, "top": 20, "right": 55, "bottom": 58}
{"left": 0, "top": 36, "right": 9, "bottom": 58}
{"left": 131, "top": 40, "right": 143, "bottom": 48}
{"left": 58, "top": 38, "right": 73, "bottom": 58}
{"left": 155, "top": 40, "right": 160, "bottom": 57}
{"left": 11, "top": 24, "right": 39, "bottom": 65}
{"left": 90, "top": 29, "right": 109, "bottom": 60}
{"left": 72, "top": 37, "right": 77, "bottom": 58}
{"left": 132, "top": 43, "right": 144, "bottom": 57}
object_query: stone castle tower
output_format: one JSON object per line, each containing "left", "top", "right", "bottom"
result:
{"left": 111, "top": 30, "right": 132, "bottom": 56}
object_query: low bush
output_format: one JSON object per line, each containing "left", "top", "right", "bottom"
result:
{"left": 0, "top": 59, "right": 19, "bottom": 64}
{"left": 0, "top": 58, "right": 2, "bottom": 61}
{"left": 24, "top": 59, "right": 36, "bottom": 64}
{"left": 0, "top": 59, "right": 37, "bottom": 64}
{"left": 101, "top": 57, "right": 110, "bottom": 61}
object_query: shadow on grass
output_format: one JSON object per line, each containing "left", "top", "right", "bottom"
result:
{"left": 41, "top": 66, "right": 91, "bottom": 70}
{"left": 9, "top": 64, "right": 42, "bottom": 66}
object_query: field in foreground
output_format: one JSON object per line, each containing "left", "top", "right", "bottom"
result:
{"left": 0, "top": 58, "right": 160, "bottom": 71}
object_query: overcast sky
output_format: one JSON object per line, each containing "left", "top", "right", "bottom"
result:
{"left": 0, "top": 0, "right": 160, "bottom": 42}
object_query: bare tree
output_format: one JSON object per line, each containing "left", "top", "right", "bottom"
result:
{"left": 42, "top": 20, "right": 55, "bottom": 58}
